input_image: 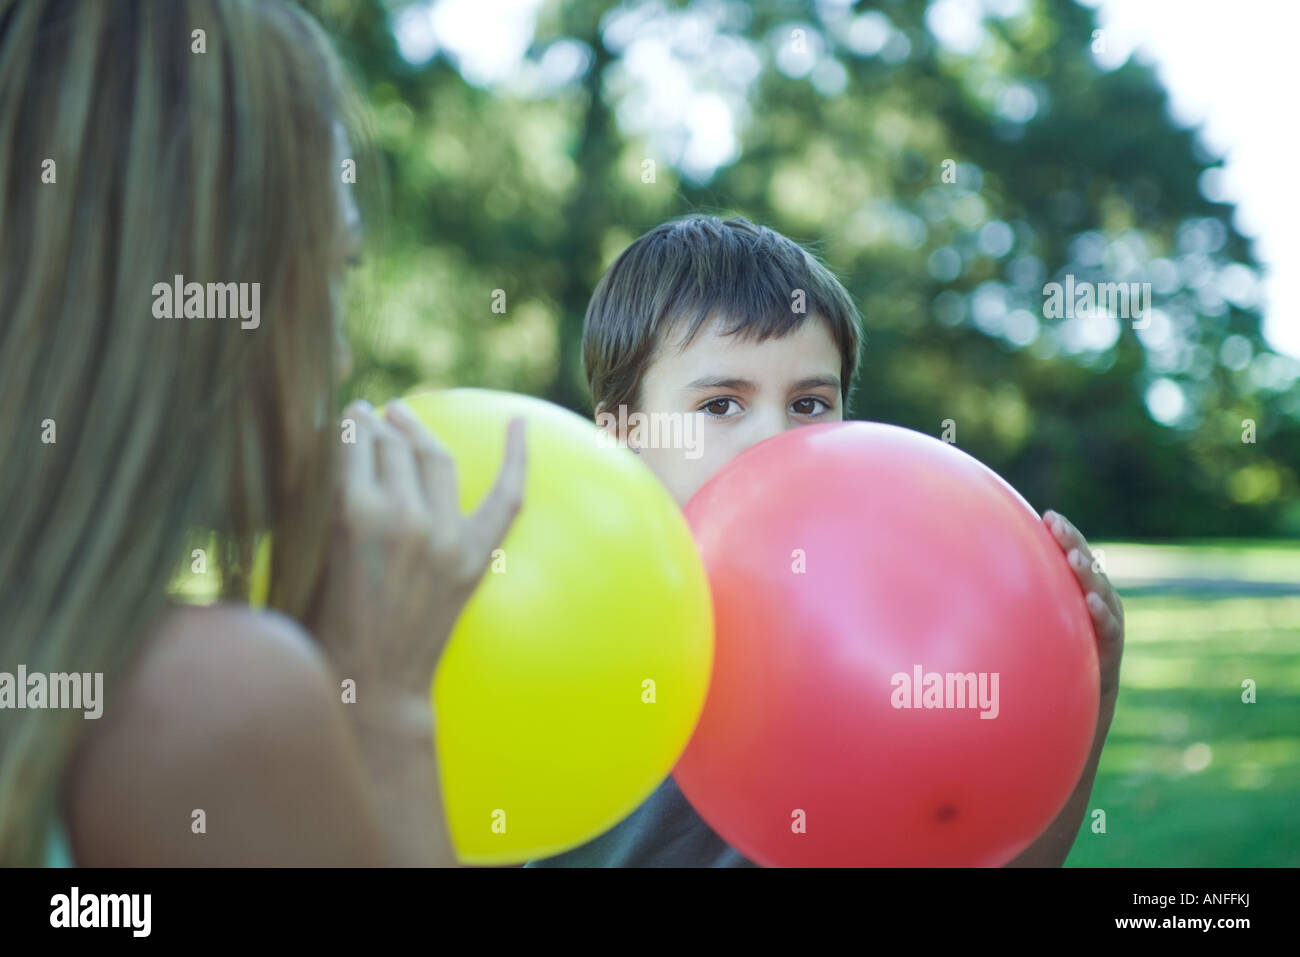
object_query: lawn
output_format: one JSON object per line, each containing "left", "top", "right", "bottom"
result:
{"left": 1064, "top": 543, "right": 1300, "bottom": 867}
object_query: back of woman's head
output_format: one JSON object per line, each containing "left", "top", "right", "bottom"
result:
{"left": 0, "top": 0, "right": 353, "bottom": 863}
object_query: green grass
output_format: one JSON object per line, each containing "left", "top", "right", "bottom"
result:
{"left": 1091, "top": 540, "right": 1300, "bottom": 586}
{"left": 1064, "top": 541, "right": 1300, "bottom": 866}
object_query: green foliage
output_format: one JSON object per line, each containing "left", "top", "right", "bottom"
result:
{"left": 304, "top": 0, "right": 1298, "bottom": 538}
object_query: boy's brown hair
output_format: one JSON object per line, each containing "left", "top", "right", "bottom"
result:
{"left": 582, "top": 215, "right": 863, "bottom": 415}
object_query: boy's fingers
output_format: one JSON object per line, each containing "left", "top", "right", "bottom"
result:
{"left": 1085, "top": 591, "right": 1124, "bottom": 698}
{"left": 1045, "top": 509, "right": 1123, "bottom": 616}
{"left": 1064, "top": 540, "right": 1110, "bottom": 596}
{"left": 1069, "top": 547, "right": 1124, "bottom": 622}
{"left": 464, "top": 417, "right": 527, "bottom": 567}
{"left": 1043, "top": 509, "right": 1085, "bottom": 553}
{"left": 1086, "top": 591, "right": 1121, "bottom": 643}
{"left": 1044, "top": 514, "right": 1080, "bottom": 577}
{"left": 1044, "top": 509, "right": 1094, "bottom": 572}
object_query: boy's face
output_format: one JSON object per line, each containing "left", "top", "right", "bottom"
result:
{"left": 608, "top": 313, "right": 844, "bottom": 506}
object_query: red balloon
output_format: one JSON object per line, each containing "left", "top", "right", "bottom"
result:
{"left": 675, "top": 422, "right": 1099, "bottom": 867}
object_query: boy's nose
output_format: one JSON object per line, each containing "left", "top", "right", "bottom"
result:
{"left": 743, "top": 407, "right": 798, "bottom": 451}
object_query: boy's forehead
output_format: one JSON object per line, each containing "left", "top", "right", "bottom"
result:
{"left": 649, "top": 311, "right": 840, "bottom": 384}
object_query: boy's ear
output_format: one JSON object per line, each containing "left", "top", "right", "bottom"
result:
{"left": 593, "top": 404, "right": 618, "bottom": 442}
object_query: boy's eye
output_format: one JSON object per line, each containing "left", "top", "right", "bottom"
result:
{"left": 701, "top": 397, "right": 741, "bottom": 417}
{"left": 791, "top": 396, "right": 830, "bottom": 416}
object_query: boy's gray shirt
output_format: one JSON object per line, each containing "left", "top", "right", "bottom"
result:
{"left": 523, "top": 775, "right": 758, "bottom": 868}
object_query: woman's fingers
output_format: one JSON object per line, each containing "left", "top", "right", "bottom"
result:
{"left": 384, "top": 400, "right": 460, "bottom": 528}
{"left": 342, "top": 400, "right": 377, "bottom": 493}
{"left": 350, "top": 403, "right": 524, "bottom": 585}
{"left": 370, "top": 412, "right": 424, "bottom": 513}
{"left": 464, "top": 417, "right": 527, "bottom": 572}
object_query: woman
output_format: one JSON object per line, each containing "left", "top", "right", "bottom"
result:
{"left": 0, "top": 0, "right": 523, "bottom": 865}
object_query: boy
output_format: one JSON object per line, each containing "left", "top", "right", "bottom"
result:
{"left": 525, "top": 216, "right": 1124, "bottom": 867}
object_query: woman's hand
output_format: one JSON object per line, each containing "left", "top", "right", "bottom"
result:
{"left": 309, "top": 398, "right": 526, "bottom": 713}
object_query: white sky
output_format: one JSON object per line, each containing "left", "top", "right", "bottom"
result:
{"left": 1084, "top": 0, "right": 1300, "bottom": 358}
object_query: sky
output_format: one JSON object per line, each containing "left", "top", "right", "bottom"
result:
{"left": 1082, "top": 0, "right": 1298, "bottom": 358}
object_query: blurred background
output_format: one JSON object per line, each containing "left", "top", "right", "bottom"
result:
{"left": 290, "top": 0, "right": 1298, "bottom": 865}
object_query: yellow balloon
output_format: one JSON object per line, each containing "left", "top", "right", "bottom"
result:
{"left": 410, "top": 389, "right": 713, "bottom": 863}
{"left": 254, "top": 389, "right": 714, "bottom": 864}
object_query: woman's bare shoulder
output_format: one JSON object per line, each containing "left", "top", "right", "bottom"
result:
{"left": 66, "top": 602, "right": 379, "bottom": 866}
{"left": 122, "top": 602, "right": 332, "bottom": 710}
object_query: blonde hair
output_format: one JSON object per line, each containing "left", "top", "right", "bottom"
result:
{"left": 0, "top": 0, "right": 356, "bottom": 863}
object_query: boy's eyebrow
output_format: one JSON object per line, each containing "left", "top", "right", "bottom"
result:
{"left": 684, "top": 374, "right": 842, "bottom": 394}
{"left": 684, "top": 376, "right": 757, "bottom": 392}
{"left": 789, "top": 375, "right": 841, "bottom": 393}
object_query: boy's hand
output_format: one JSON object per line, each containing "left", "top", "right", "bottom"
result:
{"left": 1003, "top": 509, "right": 1124, "bottom": 867}
{"left": 1042, "top": 509, "right": 1124, "bottom": 723}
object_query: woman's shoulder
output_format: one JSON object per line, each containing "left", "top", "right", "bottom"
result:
{"left": 93, "top": 602, "right": 336, "bottom": 745}
{"left": 138, "top": 601, "right": 330, "bottom": 696}
{"left": 65, "top": 601, "right": 372, "bottom": 865}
